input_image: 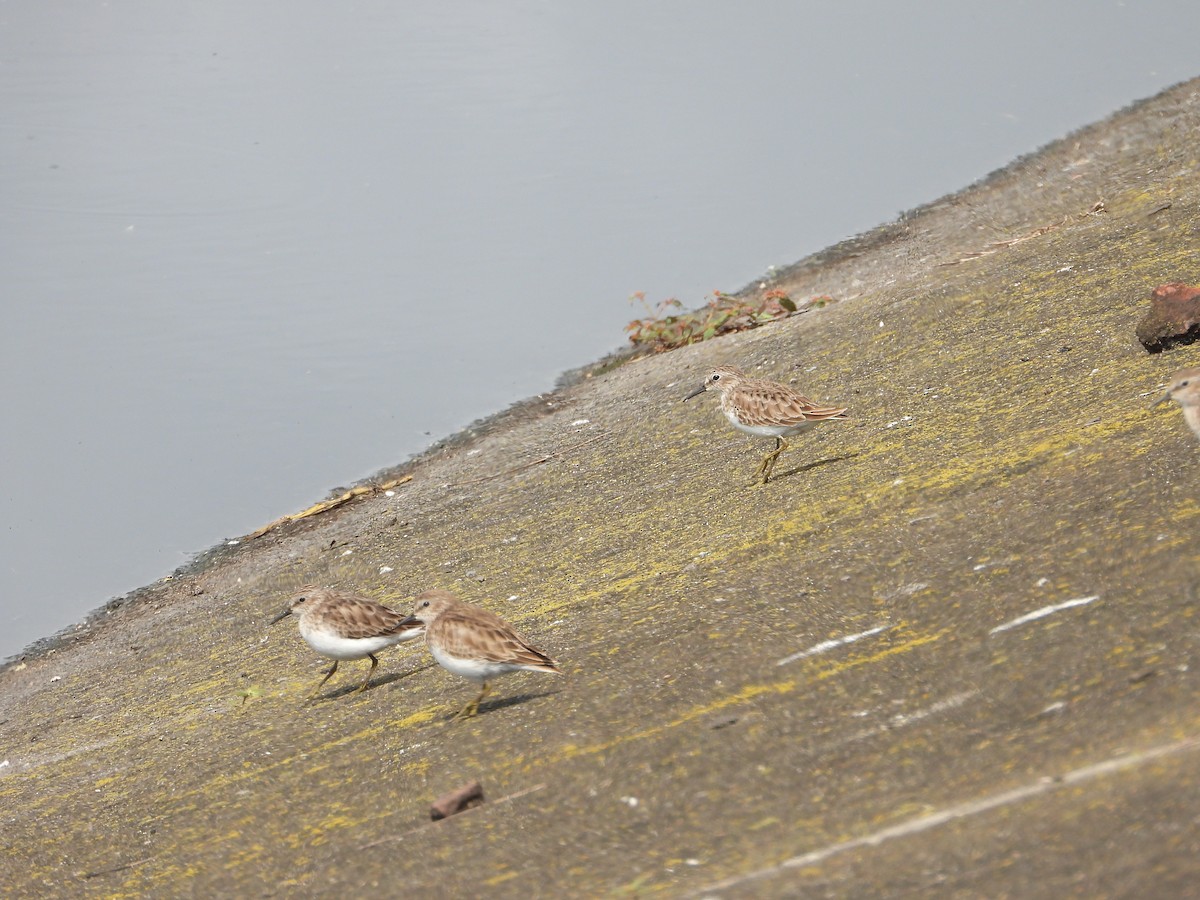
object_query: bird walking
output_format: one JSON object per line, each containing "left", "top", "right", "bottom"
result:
{"left": 397, "top": 589, "right": 561, "bottom": 720}
{"left": 270, "top": 586, "right": 425, "bottom": 701}
{"left": 1152, "top": 366, "right": 1200, "bottom": 441}
{"left": 684, "top": 365, "right": 848, "bottom": 483}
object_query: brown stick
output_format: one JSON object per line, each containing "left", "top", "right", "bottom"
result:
{"left": 358, "top": 783, "right": 548, "bottom": 848}
{"left": 249, "top": 475, "right": 413, "bottom": 539}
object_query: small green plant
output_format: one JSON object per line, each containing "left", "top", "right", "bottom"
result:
{"left": 625, "top": 288, "right": 825, "bottom": 352}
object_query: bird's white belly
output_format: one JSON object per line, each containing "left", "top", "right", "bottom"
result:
{"left": 723, "top": 408, "right": 812, "bottom": 438}
{"left": 1183, "top": 404, "right": 1200, "bottom": 436}
{"left": 300, "top": 623, "right": 406, "bottom": 660}
{"left": 430, "top": 644, "right": 512, "bottom": 683}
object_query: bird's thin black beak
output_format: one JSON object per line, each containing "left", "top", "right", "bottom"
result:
{"left": 1150, "top": 390, "right": 1173, "bottom": 409}
{"left": 396, "top": 614, "right": 421, "bottom": 629}
{"left": 270, "top": 607, "right": 292, "bottom": 625}
{"left": 683, "top": 384, "right": 707, "bottom": 402}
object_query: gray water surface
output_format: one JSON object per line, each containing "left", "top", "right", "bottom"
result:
{"left": 2, "top": 1, "right": 1197, "bottom": 659}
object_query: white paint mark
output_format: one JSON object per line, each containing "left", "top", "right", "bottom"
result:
{"left": 621, "top": 796, "right": 639, "bottom": 808}
{"left": 776, "top": 625, "right": 889, "bottom": 667}
{"left": 696, "top": 735, "right": 1200, "bottom": 896}
{"left": 571, "top": 418, "right": 591, "bottom": 426}
{"left": 379, "top": 566, "right": 393, "bottom": 574}
{"left": 227, "top": 540, "right": 240, "bottom": 546}
{"left": 829, "top": 691, "right": 980, "bottom": 750}
{"left": 0, "top": 759, "right": 9, "bottom": 768}
{"left": 340, "top": 549, "right": 353, "bottom": 557}
{"left": 384, "top": 490, "right": 395, "bottom": 497}
{"left": 889, "top": 691, "right": 979, "bottom": 728}
{"left": 989, "top": 595, "right": 1098, "bottom": 635}
{"left": 1036, "top": 577, "right": 1049, "bottom": 587}
{"left": 885, "top": 583, "right": 928, "bottom": 600}
{"left": 50, "top": 676, "right": 61, "bottom": 683}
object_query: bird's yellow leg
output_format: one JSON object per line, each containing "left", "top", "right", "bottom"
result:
{"left": 758, "top": 438, "right": 787, "bottom": 484}
{"left": 454, "top": 681, "right": 492, "bottom": 720}
{"left": 354, "top": 654, "right": 380, "bottom": 694}
{"left": 307, "top": 660, "right": 339, "bottom": 702}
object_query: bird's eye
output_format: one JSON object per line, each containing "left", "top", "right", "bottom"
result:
{"left": 1182, "top": 380, "right": 1191, "bottom": 388}
{"left": 711, "top": 373, "right": 720, "bottom": 381}
{"left": 421, "top": 600, "right": 430, "bottom": 608}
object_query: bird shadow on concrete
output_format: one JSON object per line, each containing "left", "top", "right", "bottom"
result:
{"left": 377, "top": 661, "right": 438, "bottom": 688}
{"left": 314, "top": 661, "right": 437, "bottom": 702}
{"left": 769, "top": 450, "right": 861, "bottom": 483}
{"left": 443, "top": 688, "right": 565, "bottom": 723}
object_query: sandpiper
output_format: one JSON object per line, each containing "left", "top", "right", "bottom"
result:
{"left": 270, "top": 586, "right": 425, "bottom": 701}
{"left": 1152, "top": 366, "right": 1200, "bottom": 441}
{"left": 397, "top": 589, "right": 561, "bottom": 720}
{"left": 684, "top": 364, "right": 849, "bottom": 483}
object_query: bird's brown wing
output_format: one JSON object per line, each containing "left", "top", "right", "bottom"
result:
{"left": 325, "top": 591, "right": 416, "bottom": 639}
{"left": 733, "top": 381, "right": 849, "bottom": 427}
{"left": 432, "top": 609, "right": 560, "bottom": 672}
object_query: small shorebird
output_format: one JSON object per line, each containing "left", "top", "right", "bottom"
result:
{"left": 397, "top": 589, "right": 561, "bottom": 720}
{"left": 270, "top": 586, "right": 425, "bottom": 701}
{"left": 684, "top": 364, "right": 849, "bottom": 483}
{"left": 1152, "top": 367, "right": 1200, "bottom": 441}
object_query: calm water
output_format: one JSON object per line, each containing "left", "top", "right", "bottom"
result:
{"left": 2, "top": 1, "right": 1197, "bottom": 660}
